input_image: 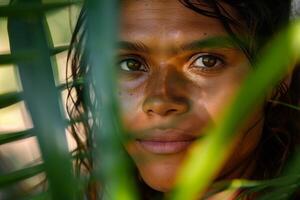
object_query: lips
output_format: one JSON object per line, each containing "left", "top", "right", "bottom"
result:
{"left": 135, "top": 129, "right": 197, "bottom": 154}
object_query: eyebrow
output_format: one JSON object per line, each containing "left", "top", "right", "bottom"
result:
{"left": 181, "top": 36, "right": 238, "bottom": 51}
{"left": 117, "top": 36, "right": 239, "bottom": 53}
{"left": 118, "top": 41, "right": 150, "bottom": 52}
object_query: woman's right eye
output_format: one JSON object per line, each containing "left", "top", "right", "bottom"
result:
{"left": 119, "top": 58, "right": 147, "bottom": 72}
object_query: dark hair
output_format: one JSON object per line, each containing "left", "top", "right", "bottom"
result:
{"left": 66, "top": 0, "right": 300, "bottom": 199}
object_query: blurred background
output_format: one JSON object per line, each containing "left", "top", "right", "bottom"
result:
{"left": 0, "top": 0, "right": 80, "bottom": 197}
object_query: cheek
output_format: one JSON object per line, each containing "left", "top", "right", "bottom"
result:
{"left": 191, "top": 69, "right": 250, "bottom": 123}
{"left": 118, "top": 91, "right": 137, "bottom": 111}
{"left": 117, "top": 74, "right": 145, "bottom": 110}
{"left": 220, "top": 107, "right": 264, "bottom": 178}
{"left": 117, "top": 81, "right": 146, "bottom": 129}
{"left": 118, "top": 91, "right": 140, "bottom": 120}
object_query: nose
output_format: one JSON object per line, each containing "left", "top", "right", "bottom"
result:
{"left": 142, "top": 66, "right": 190, "bottom": 117}
{"left": 142, "top": 96, "right": 189, "bottom": 116}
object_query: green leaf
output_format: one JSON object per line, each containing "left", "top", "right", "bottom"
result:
{"left": 22, "top": 192, "right": 50, "bottom": 200}
{"left": 51, "top": 45, "right": 69, "bottom": 55}
{"left": 0, "top": 79, "right": 82, "bottom": 110}
{"left": 257, "top": 148, "right": 300, "bottom": 199}
{"left": 0, "top": 45, "right": 69, "bottom": 65}
{"left": 170, "top": 20, "right": 300, "bottom": 200}
{"left": 0, "top": 1, "right": 83, "bottom": 17}
{"left": 0, "top": 52, "right": 36, "bottom": 65}
{"left": 206, "top": 176, "right": 300, "bottom": 199}
{"left": 0, "top": 80, "right": 81, "bottom": 109}
{"left": 86, "top": 0, "right": 139, "bottom": 199}
{"left": 0, "top": 164, "right": 44, "bottom": 188}
{"left": 0, "top": 129, "right": 34, "bottom": 145}
{"left": 0, "top": 91, "right": 22, "bottom": 109}
{"left": 7, "top": 0, "right": 79, "bottom": 199}
{"left": 268, "top": 100, "right": 300, "bottom": 111}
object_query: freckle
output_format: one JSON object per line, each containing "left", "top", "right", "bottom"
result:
{"left": 130, "top": 93, "right": 133, "bottom": 96}
{"left": 203, "top": 32, "right": 207, "bottom": 36}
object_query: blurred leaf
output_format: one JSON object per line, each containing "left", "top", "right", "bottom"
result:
{"left": 0, "top": 129, "right": 34, "bottom": 145}
{"left": 256, "top": 21, "right": 300, "bottom": 200}
{"left": 86, "top": 0, "right": 139, "bottom": 199}
{"left": 170, "top": 20, "right": 300, "bottom": 200}
{"left": 0, "top": 1, "right": 83, "bottom": 17}
{"left": 258, "top": 188, "right": 299, "bottom": 200}
{"left": 51, "top": 45, "right": 69, "bottom": 55}
{"left": 0, "top": 45, "right": 69, "bottom": 65}
{"left": 23, "top": 192, "right": 50, "bottom": 200}
{"left": 204, "top": 179, "right": 262, "bottom": 198}
{"left": 7, "top": 0, "right": 79, "bottom": 199}
{"left": 206, "top": 175, "right": 300, "bottom": 199}
{"left": 256, "top": 148, "right": 300, "bottom": 199}
{"left": 0, "top": 79, "right": 82, "bottom": 110}
{"left": 0, "top": 164, "right": 44, "bottom": 188}
{"left": 0, "top": 91, "right": 22, "bottom": 109}
{"left": 0, "top": 79, "right": 82, "bottom": 109}
{"left": 0, "top": 52, "right": 36, "bottom": 65}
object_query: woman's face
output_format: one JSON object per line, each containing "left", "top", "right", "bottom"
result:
{"left": 117, "top": 0, "right": 264, "bottom": 192}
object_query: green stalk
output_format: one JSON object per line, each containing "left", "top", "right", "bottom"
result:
{"left": 85, "top": 0, "right": 138, "bottom": 199}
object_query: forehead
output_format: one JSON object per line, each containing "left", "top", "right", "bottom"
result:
{"left": 120, "top": 0, "right": 230, "bottom": 43}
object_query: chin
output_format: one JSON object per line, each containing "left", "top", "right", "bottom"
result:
{"left": 142, "top": 175, "right": 173, "bottom": 192}
{"left": 139, "top": 169, "right": 175, "bottom": 192}
{"left": 134, "top": 153, "right": 187, "bottom": 192}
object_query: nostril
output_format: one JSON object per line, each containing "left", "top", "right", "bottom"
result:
{"left": 142, "top": 95, "right": 189, "bottom": 117}
{"left": 165, "top": 109, "right": 178, "bottom": 116}
{"left": 147, "top": 109, "right": 154, "bottom": 115}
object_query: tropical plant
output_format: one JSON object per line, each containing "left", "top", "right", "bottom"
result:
{"left": 0, "top": 0, "right": 299, "bottom": 200}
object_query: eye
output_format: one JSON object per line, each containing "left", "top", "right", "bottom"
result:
{"left": 191, "top": 54, "right": 224, "bottom": 69}
{"left": 119, "top": 58, "right": 147, "bottom": 72}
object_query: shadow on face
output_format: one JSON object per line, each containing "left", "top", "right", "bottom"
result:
{"left": 117, "top": 0, "right": 263, "bottom": 192}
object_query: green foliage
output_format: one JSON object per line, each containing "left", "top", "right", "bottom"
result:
{"left": 170, "top": 20, "right": 300, "bottom": 200}
{"left": 5, "top": 0, "right": 80, "bottom": 199}
{"left": 85, "top": 1, "right": 138, "bottom": 199}
{"left": 0, "top": 1, "right": 82, "bottom": 17}
{"left": 0, "top": 91, "right": 22, "bottom": 109}
{"left": 0, "top": 1, "right": 299, "bottom": 200}
{"left": 0, "top": 129, "right": 34, "bottom": 145}
{"left": 0, "top": 164, "right": 44, "bottom": 188}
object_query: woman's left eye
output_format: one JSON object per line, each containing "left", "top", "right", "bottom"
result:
{"left": 191, "top": 54, "right": 224, "bottom": 69}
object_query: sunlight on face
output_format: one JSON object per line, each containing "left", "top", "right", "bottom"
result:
{"left": 117, "top": 0, "right": 264, "bottom": 192}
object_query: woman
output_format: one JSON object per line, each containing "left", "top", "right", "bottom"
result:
{"left": 66, "top": 0, "right": 300, "bottom": 199}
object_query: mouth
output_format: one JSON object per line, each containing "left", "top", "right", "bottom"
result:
{"left": 135, "top": 129, "right": 197, "bottom": 154}
{"left": 137, "top": 139, "right": 195, "bottom": 154}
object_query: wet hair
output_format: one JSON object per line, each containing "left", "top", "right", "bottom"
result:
{"left": 179, "top": 0, "right": 292, "bottom": 60}
{"left": 66, "top": 0, "right": 300, "bottom": 199}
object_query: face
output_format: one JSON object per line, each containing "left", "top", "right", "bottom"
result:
{"left": 117, "top": 0, "right": 264, "bottom": 192}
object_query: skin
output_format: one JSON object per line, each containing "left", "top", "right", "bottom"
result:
{"left": 117, "top": 0, "right": 264, "bottom": 194}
